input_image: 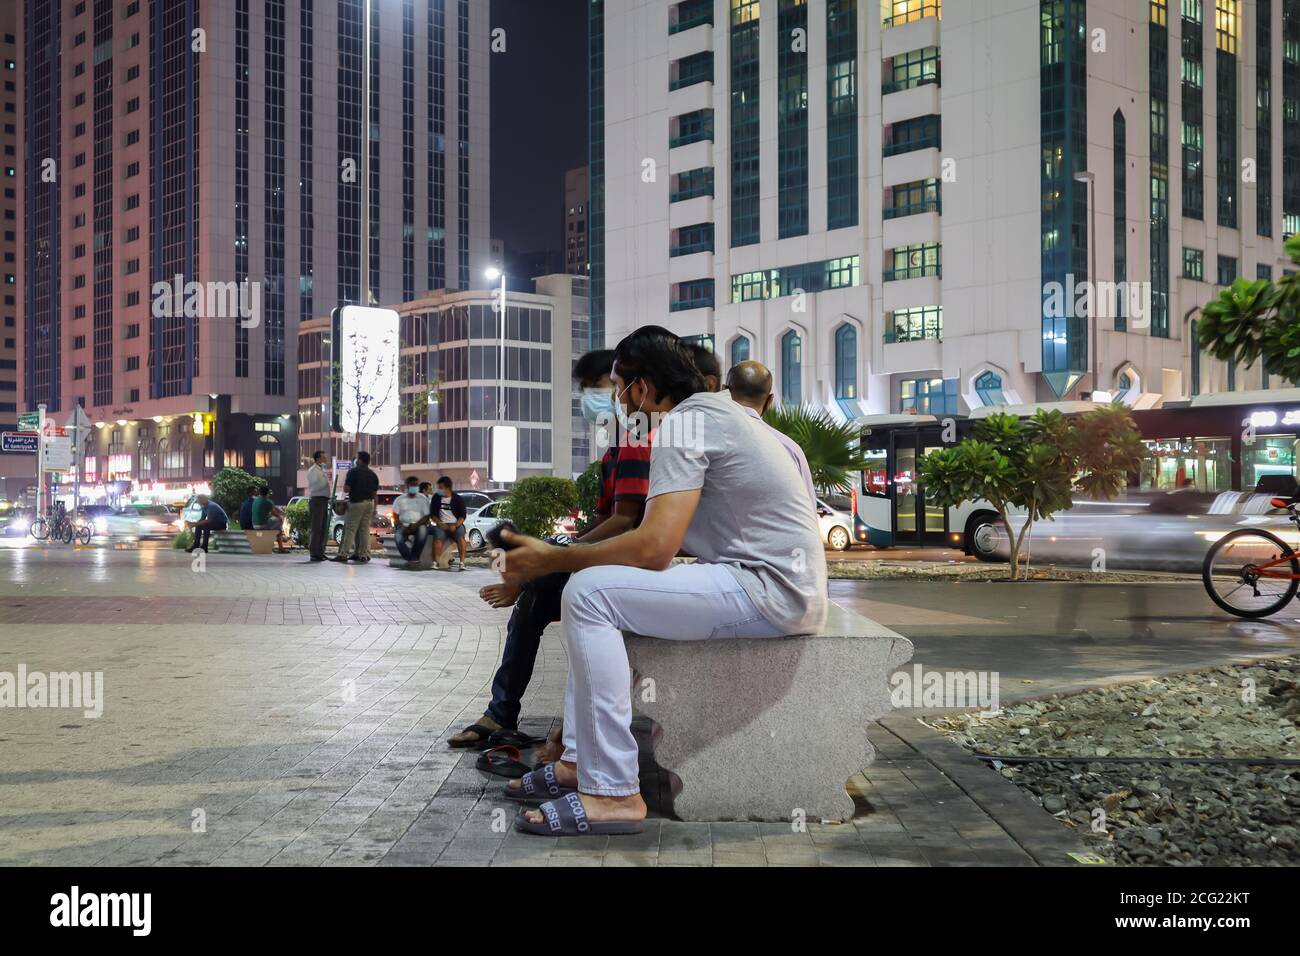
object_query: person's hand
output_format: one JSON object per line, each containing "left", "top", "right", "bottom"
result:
{"left": 497, "top": 528, "right": 558, "bottom": 587}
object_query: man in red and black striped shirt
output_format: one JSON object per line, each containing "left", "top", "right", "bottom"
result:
{"left": 449, "top": 350, "right": 650, "bottom": 749}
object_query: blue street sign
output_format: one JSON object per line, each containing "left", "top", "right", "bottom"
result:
{"left": 1, "top": 432, "right": 39, "bottom": 453}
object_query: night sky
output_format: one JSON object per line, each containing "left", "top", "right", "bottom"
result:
{"left": 489, "top": 0, "right": 589, "bottom": 256}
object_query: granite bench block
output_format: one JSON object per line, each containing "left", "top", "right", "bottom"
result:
{"left": 625, "top": 603, "right": 913, "bottom": 823}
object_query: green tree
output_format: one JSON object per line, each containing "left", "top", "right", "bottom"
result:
{"left": 211, "top": 466, "right": 265, "bottom": 522}
{"left": 498, "top": 476, "right": 579, "bottom": 539}
{"left": 917, "top": 406, "right": 1142, "bottom": 580}
{"left": 1198, "top": 232, "right": 1300, "bottom": 382}
{"left": 762, "top": 405, "right": 872, "bottom": 495}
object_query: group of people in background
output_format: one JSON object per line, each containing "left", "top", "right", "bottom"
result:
{"left": 300, "top": 447, "right": 468, "bottom": 569}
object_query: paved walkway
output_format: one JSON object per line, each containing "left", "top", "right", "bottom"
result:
{"left": 0, "top": 547, "right": 1085, "bottom": 866}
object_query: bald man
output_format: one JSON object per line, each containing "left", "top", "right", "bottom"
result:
{"left": 725, "top": 360, "right": 817, "bottom": 508}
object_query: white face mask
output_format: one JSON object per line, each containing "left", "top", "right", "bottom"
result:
{"left": 615, "top": 380, "right": 647, "bottom": 434}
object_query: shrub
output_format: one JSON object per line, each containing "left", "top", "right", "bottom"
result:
{"left": 574, "top": 460, "right": 603, "bottom": 534}
{"left": 171, "top": 529, "right": 194, "bottom": 550}
{"left": 285, "top": 499, "right": 311, "bottom": 545}
{"left": 498, "top": 475, "right": 578, "bottom": 539}
{"left": 211, "top": 466, "right": 266, "bottom": 519}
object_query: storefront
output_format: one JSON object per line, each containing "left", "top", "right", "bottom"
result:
{"left": 1130, "top": 390, "right": 1300, "bottom": 494}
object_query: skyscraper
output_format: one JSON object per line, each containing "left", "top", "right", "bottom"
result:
{"left": 19, "top": 0, "right": 489, "bottom": 501}
{"left": 594, "top": 0, "right": 1294, "bottom": 419}
{"left": 0, "top": 5, "right": 20, "bottom": 500}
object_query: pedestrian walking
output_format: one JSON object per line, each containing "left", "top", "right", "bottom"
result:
{"left": 332, "top": 451, "right": 378, "bottom": 563}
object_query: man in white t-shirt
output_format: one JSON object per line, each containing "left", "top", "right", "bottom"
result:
{"left": 392, "top": 476, "right": 431, "bottom": 566}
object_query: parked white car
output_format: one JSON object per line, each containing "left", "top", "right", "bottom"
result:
{"left": 463, "top": 500, "right": 508, "bottom": 552}
{"left": 817, "top": 498, "right": 854, "bottom": 551}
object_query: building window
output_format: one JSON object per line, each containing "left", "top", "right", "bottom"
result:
{"left": 781, "top": 330, "right": 802, "bottom": 405}
{"left": 777, "top": 0, "right": 809, "bottom": 239}
{"left": 1259, "top": 0, "right": 1274, "bottom": 237}
{"left": 883, "top": 0, "right": 940, "bottom": 27}
{"left": 1113, "top": 110, "right": 1128, "bottom": 331}
{"left": 884, "top": 243, "right": 942, "bottom": 281}
{"left": 670, "top": 167, "right": 714, "bottom": 203}
{"left": 730, "top": 335, "right": 751, "bottom": 367}
{"left": 1189, "top": 317, "right": 1201, "bottom": 395}
{"left": 884, "top": 46, "right": 940, "bottom": 94}
{"left": 1183, "top": 246, "right": 1204, "bottom": 279}
{"left": 887, "top": 305, "right": 943, "bottom": 343}
{"left": 827, "top": 0, "right": 858, "bottom": 229}
{"left": 883, "top": 114, "right": 941, "bottom": 157}
{"left": 1217, "top": 254, "right": 1237, "bottom": 285}
{"left": 884, "top": 178, "right": 940, "bottom": 219}
{"left": 730, "top": 0, "right": 761, "bottom": 246}
{"left": 834, "top": 325, "right": 857, "bottom": 400}
{"left": 900, "top": 377, "right": 958, "bottom": 415}
{"left": 1182, "top": 0, "right": 1204, "bottom": 219}
{"left": 974, "top": 371, "right": 1007, "bottom": 406}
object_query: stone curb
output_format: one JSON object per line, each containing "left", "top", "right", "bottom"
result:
{"left": 879, "top": 714, "right": 1101, "bottom": 867}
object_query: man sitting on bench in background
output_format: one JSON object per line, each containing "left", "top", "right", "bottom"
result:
{"left": 725, "top": 359, "right": 817, "bottom": 509}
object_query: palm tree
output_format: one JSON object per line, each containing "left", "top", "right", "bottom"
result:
{"left": 1198, "top": 232, "right": 1300, "bottom": 383}
{"left": 762, "top": 405, "right": 871, "bottom": 495}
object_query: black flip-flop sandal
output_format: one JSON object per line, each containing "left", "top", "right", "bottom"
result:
{"left": 447, "top": 721, "right": 498, "bottom": 750}
{"left": 476, "top": 745, "right": 532, "bottom": 779}
{"left": 488, "top": 728, "right": 543, "bottom": 749}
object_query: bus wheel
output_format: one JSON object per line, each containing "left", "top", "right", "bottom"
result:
{"left": 967, "top": 513, "right": 1002, "bottom": 562}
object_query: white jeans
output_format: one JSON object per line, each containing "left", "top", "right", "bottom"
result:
{"left": 558, "top": 562, "right": 783, "bottom": 796}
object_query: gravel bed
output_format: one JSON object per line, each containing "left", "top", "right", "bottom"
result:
{"left": 932, "top": 659, "right": 1300, "bottom": 865}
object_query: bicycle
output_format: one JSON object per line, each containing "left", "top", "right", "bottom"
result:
{"left": 28, "top": 505, "right": 90, "bottom": 546}
{"left": 1202, "top": 492, "right": 1300, "bottom": 618}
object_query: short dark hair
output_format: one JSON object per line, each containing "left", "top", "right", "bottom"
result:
{"left": 247, "top": 485, "right": 259, "bottom": 496}
{"left": 612, "top": 326, "right": 707, "bottom": 404}
{"left": 573, "top": 349, "right": 615, "bottom": 386}
{"left": 437, "top": 475, "right": 453, "bottom": 488}
{"left": 687, "top": 343, "right": 721, "bottom": 383}
{"left": 312, "top": 450, "right": 325, "bottom": 461}
{"left": 405, "top": 475, "right": 421, "bottom": 485}
{"left": 260, "top": 486, "right": 272, "bottom": 496}
{"left": 356, "top": 451, "right": 371, "bottom": 465}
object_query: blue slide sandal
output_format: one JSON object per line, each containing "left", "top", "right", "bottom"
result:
{"left": 501, "top": 763, "right": 576, "bottom": 806}
{"left": 514, "top": 791, "right": 644, "bottom": 837}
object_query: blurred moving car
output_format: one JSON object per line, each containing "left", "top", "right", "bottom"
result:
{"left": 0, "top": 506, "right": 35, "bottom": 538}
{"left": 816, "top": 498, "right": 855, "bottom": 552}
{"left": 987, "top": 488, "right": 1297, "bottom": 572}
{"left": 93, "top": 503, "right": 183, "bottom": 541}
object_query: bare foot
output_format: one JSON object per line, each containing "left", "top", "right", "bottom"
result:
{"left": 533, "top": 727, "right": 564, "bottom": 767}
{"left": 479, "top": 582, "right": 521, "bottom": 609}
{"left": 521, "top": 791, "right": 647, "bottom": 827}
{"left": 507, "top": 758, "right": 578, "bottom": 791}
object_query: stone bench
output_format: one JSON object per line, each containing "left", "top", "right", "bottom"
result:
{"left": 209, "top": 529, "right": 280, "bottom": 554}
{"left": 624, "top": 602, "right": 913, "bottom": 823}
{"left": 380, "top": 533, "right": 453, "bottom": 569}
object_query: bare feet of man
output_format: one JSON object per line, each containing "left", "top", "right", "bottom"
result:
{"left": 479, "top": 582, "right": 521, "bottom": 609}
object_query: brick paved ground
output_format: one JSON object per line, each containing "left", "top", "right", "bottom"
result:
{"left": 0, "top": 546, "right": 1077, "bottom": 866}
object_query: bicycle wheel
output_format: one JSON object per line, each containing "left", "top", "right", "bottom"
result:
{"left": 58, "top": 521, "right": 74, "bottom": 545}
{"left": 1203, "top": 528, "right": 1300, "bottom": 618}
{"left": 29, "top": 517, "right": 49, "bottom": 541}
{"left": 77, "top": 524, "right": 92, "bottom": 546}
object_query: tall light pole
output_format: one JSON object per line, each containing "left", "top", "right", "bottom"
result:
{"left": 1073, "top": 170, "right": 1101, "bottom": 399}
{"left": 485, "top": 266, "right": 506, "bottom": 423}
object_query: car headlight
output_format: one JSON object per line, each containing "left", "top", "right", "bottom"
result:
{"left": 94, "top": 518, "right": 108, "bottom": 532}
{"left": 13, "top": 518, "right": 28, "bottom": 532}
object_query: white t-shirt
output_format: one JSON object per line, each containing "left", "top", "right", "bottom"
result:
{"left": 393, "top": 492, "right": 430, "bottom": 525}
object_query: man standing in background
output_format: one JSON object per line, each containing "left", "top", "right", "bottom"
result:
{"left": 305, "top": 450, "right": 330, "bottom": 562}
{"left": 332, "top": 451, "right": 379, "bottom": 564}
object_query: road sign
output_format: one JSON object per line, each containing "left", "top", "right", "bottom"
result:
{"left": 43, "top": 435, "right": 72, "bottom": 471}
{"left": 17, "top": 411, "right": 38, "bottom": 431}
{"left": 1, "top": 432, "right": 38, "bottom": 453}
{"left": 469, "top": 468, "right": 480, "bottom": 489}
{"left": 42, "top": 425, "right": 67, "bottom": 438}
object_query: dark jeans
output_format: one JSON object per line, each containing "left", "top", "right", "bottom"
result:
{"left": 307, "top": 496, "right": 329, "bottom": 558}
{"left": 486, "top": 570, "right": 570, "bottom": 728}
{"left": 191, "top": 522, "right": 225, "bottom": 552}
{"left": 396, "top": 524, "right": 429, "bottom": 561}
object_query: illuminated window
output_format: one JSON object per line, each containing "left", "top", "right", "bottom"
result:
{"left": 1215, "top": 0, "right": 1238, "bottom": 52}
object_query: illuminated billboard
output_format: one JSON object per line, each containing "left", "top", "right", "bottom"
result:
{"left": 331, "top": 305, "right": 401, "bottom": 436}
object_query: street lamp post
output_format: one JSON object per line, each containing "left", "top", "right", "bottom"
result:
{"left": 485, "top": 266, "right": 506, "bottom": 424}
{"left": 1073, "top": 170, "right": 1101, "bottom": 399}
